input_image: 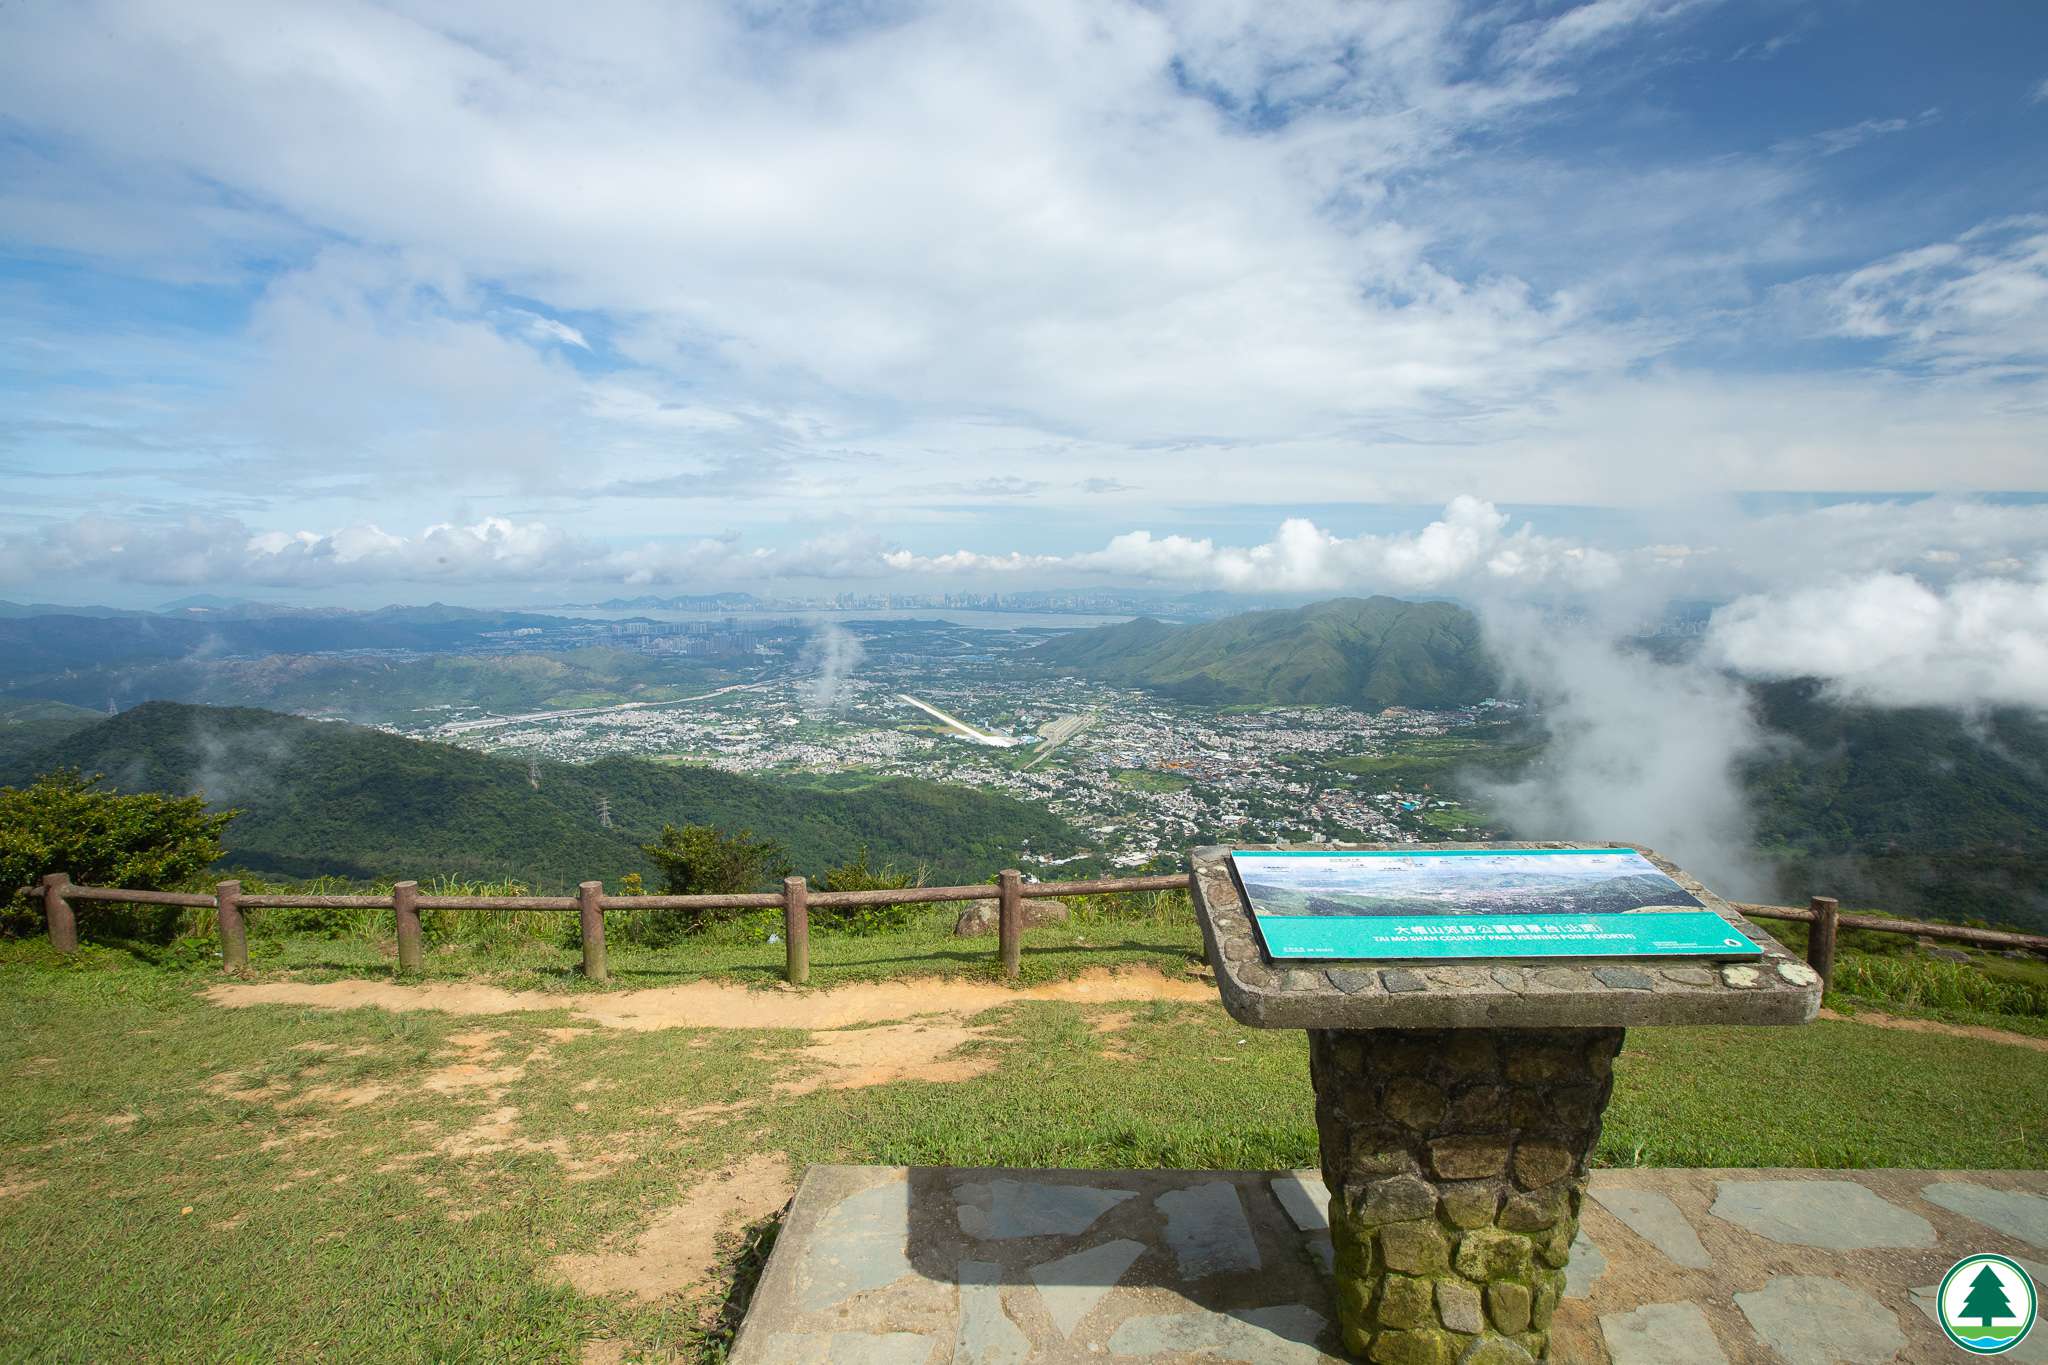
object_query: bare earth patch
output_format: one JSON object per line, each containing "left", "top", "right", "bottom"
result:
{"left": 552, "top": 1152, "right": 793, "bottom": 1302}
{"left": 1819, "top": 1006, "right": 2048, "bottom": 1052}
{"left": 774, "top": 1020, "right": 995, "bottom": 1095}
{"left": 205, "top": 967, "right": 1217, "bottom": 1032}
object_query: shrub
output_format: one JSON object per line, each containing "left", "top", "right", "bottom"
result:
{"left": 623, "top": 824, "right": 791, "bottom": 944}
{"left": 0, "top": 770, "right": 236, "bottom": 942}
{"left": 813, "top": 847, "right": 924, "bottom": 935}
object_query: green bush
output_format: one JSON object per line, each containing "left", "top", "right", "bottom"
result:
{"left": 0, "top": 770, "right": 235, "bottom": 942}
{"left": 1834, "top": 953, "right": 2048, "bottom": 1019}
{"left": 623, "top": 824, "right": 791, "bottom": 944}
{"left": 813, "top": 847, "right": 922, "bottom": 936}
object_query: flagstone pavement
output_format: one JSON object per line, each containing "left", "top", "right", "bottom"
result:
{"left": 728, "top": 1165, "right": 2048, "bottom": 1364}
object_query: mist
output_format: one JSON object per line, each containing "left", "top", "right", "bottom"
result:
{"left": 1473, "top": 606, "right": 1775, "bottom": 901}
{"left": 799, "top": 624, "right": 865, "bottom": 713}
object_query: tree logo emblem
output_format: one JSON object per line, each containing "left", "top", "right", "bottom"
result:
{"left": 1937, "top": 1253, "right": 2038, "bottom": 1355}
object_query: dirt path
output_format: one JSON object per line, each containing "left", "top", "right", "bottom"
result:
{"left": 1820, "top": 1005, "right": 2048, "bottom": 1052}
{"left": 205, "top": 967, "right": 1218, "bottom": 1032}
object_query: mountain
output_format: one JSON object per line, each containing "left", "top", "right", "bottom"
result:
{"left": 1745, "top": 679, "right": 2048, "bottom": 933}
{"left": 7, "top": 702, "right": 1086, "bottom": 889}
{"left": 0, "top": 605, "right": 581, "bottom": 686}
{"left": 0, "top": 600, "right": 156, "bottom": 619}
{"left": 0, "top": 699, "right": 106, "bottom": 771}
{"left": 1031, "top": 597, "right": 1498, "bottom": 709}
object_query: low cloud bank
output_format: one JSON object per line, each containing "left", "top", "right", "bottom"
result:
{"left": 1475, "top": 609, "right": 1775, "bottom": 899}
{"left": 1705, "top": 564, "right": 2048, "bottom": 710}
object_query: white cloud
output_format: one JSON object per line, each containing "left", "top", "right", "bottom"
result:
{"left": 1772, "top": 109, "right": 1938, "bottom": 158}
{"left": 1706, "top": 564, "right": 2048, "bottom": 709}
{"left": 885, "top": 496, "right": 1621, "bottom": 592}
{"left": 1828, "top": 218, "right": 2048, "bottom": 374}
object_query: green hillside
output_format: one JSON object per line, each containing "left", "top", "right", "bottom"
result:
{"left": 1745, "top": 679, "right": 2048, "bottom": 932}
{"left": 1031, "top": 596, "right": 1497, "bottom": 708}
{"left": 3, "top": 648, "right": 733, "bottom": 726}
{"left": 7, "top": 702, "right": 1085, "bottom": 890}
{"left": 0, "top": 700, "right": 105, "bottom": 772}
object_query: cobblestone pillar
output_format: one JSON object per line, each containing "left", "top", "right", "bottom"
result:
{"left": 1309, "top": 1026, "right": 1625, "bottom": 1364}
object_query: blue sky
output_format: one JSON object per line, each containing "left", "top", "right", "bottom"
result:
{"left": 2, "top": 0, "right": 2046, "bottom": 611}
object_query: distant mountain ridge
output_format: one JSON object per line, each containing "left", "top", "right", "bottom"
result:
{"left": 7, "top": 702, "right": 1085, "bottom": 889}
{"left": 1031, "top": 596, "right": 1498, "bottom": 709}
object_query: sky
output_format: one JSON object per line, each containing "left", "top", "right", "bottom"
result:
{"left": 2, "top": 0, "right": 2047, "bottom": 624}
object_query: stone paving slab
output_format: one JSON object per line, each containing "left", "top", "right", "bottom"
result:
{"left": 730, "top": 1165, "right": 2048, "bottom": 1363}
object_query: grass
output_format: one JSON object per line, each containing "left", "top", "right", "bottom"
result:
{"left": 4, "top": 894, "right": 2046, "bottom": 1359}
{"left": 1112, "top": 769, "right": 1193, "bottom": 794}
{"left": 1, "top": 936, "right": 2046, "bottom": 1360}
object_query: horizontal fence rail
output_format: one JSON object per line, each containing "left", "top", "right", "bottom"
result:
{"left": 27, "top": 870, "right": 2046, "bottom": 987}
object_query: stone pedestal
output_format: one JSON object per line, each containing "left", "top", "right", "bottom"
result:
{"left": 1312, "top": 1026, "right": 1622, "bottom": 1363}
{"left": 1188, "top": 841, "right": 1821, "bottom": 1365}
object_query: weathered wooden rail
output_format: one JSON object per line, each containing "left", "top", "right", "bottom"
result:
{"left": 30, "top": 872, "right": 2044, "bottom": 987}
{"left": 33, "top": 870, "right": 1188, "bottom": 984}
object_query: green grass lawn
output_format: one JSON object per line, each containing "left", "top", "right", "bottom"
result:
{"left": 1, "top": 938, "right": 2045, "bottom": 1361}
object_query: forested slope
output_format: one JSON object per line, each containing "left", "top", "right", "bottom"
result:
{"left": 8, "top": 702, "right": 1085, "bottom": 889}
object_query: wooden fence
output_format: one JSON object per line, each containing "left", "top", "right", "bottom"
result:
{"left": 30, "top": 872, "right": 2048, "bottom": 988}
{"left": 31, "top": 870, "right": 1187, "bottom": 984}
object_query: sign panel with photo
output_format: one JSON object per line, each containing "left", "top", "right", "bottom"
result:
{"left": 1231, "top": 847, "right": 1764, "bottom": 961}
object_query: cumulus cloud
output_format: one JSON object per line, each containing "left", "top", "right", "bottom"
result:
{"left": 1706, "top": 565, "right": 2048, "bottom": 709}
{"left": 884, "top": 497, "right": 1618, "bottom": 592}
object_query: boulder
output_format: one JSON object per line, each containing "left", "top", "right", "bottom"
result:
{"left": 953, "top": 898, "right": 1069, "bottom": 937}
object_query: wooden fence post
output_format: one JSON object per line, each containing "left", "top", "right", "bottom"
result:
{"left": 1806, "top": 895, "right": 1839, "bottom": 990}
{"left": 41, "top": 873, "right": 76, "bottom": 955}
{"left": 783, "top": 876, "right": 810, "bottom": 987}
{"left": 216, "top": 880, "right": 247, "bottom": 974}
{"left": 998, "top": 868, "right": 1023, "bottom": 982}
{"left": 578, "top": 881, "right": 607, "bottom": 983}
{"left": 393, "top": 880, "right": 422, "bottom": 974}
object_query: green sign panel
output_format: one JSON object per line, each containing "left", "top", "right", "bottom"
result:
{"left": 1233, "top": 847, "right": 1763, "bottom": 962}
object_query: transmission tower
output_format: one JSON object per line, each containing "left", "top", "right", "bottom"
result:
{"left": 528, "top": 759, "right": 540, "bottom": 791}
{"left": 597, "top": 795, "right": 612, "bottom": 829}
{"left": 106, "top": 698, "right": 118, "bottom": 716}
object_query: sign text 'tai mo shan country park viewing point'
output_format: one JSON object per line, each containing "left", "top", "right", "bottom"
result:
{"left": 1190, "top": 841, "right": 1819, "bottom": 1361}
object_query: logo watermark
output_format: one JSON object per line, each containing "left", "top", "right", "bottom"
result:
{"left": 1936, "top": 1254, "right": 2038, "bottom": 1356}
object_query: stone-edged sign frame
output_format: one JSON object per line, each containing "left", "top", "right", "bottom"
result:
{"left": 1189, "top": 841, "right": 1822, "bottom": 1364}
{"left": 1193, "top": 841, "right": 1821, "bottom": 1031}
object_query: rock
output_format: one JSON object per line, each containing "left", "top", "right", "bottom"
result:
{"left": 1027, "top": 1240, "right": 1143, "bottom": 1337}
{"left": 1456, "top": 1339, "right": 1534, "bottom": 1365}
{"left": 1156, "top": 1180, "right": 1261, "bottom": 1277}
{"left": 1511, "top": 1141, "right": 1575, "bottom": 1190}
{"left": 1919, "top": 1181, "right": 2048, "bottom": 1249}
{"left": 953, "top": 898, "right": 1067, "bottom": 937}
{"left": 1733, "top": 1276, "right": 1905, "bottom": 1365}
{"left": 1430, "top": 1135, "right": 1511, "bottom": 1180}
{"left": 1708, "top": 1179, "right": 1935, "bottom": 1250}
{"left": 1379, "top": 1274, "right": 1435, "bottom": 1329}
{"left": 1436, "top": 1278, "right": 1484, "bottom": 1334}
{"left": 1384, "top": 1079, "right": 1449, "bottom": 1131}
{"left": 1362, "top": 1174, "right": 1440, "bottom": 1225}
{"left": 1368, "top": 1328, "right": 1455, "bottom": 1365}
{"left": 1380, "top": 1220, "right": 1450, "bottom": 1275}
{"left": 1487, "top": 1283, "right": 1533, "bottom": 1335}
{"left": 1454, "top": 1227, "right": 1534, "bottom": 1282}
{"left": 1593, "top": 966, "right": 1655, "bottom": 991}
{"left": 1589, "top": 1188, "right": 1710, "bottom": 1268}
{"left": 1598, "top": 1302, "right": 1729, "bottom": 1365}
{"left": 1438, "top": 1182, "right": 1501, "bottom": 1230}
{"left": 1926, "top": 946, "right": 1971, "bottom": 963}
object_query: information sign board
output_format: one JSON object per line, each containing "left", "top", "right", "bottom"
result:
{"left": 1232, "top": 847, "right": 1763, "bottom": 961}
